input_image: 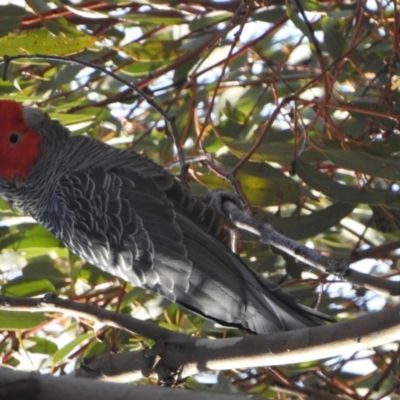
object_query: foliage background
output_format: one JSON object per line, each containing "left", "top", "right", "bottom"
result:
{"left": 0, "top": 0, "right": 400, "bottom": 398}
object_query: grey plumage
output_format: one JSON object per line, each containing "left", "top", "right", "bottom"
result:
{"left": 0, "top": 106, "right": 333, "bottom": 334}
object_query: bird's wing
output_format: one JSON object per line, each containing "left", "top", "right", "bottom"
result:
{"left": 41, "top": 166, "right": 193, "bottom": 299}
{"left": 40, "top": 165, "right": 258, "bottom": 327}
{"left": 40, "top": 164, "right": 330, "bottom": 333}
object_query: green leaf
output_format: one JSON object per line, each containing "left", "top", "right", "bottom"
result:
{"left": 324, "top": 149, "right": 400, "bottom": 182}
{"left": 24, "top": 337, "right": 58, "bottom": 354}
{"left": 252, "top": 8, "right": 287, "bottom": 23}
{"left": 48, "top": 112, "right": 95, "bottom": 127}
{"left": 296, "top": 159, "right": 400, "bottom": 207}
{"left": 0, "top": 5, "right": 28, "bottom": 37}
{"left": 79, "top": 340, "right": 109, "bottom": 360}
{"left": 122, "top": 39, "right": 183, "bottom": 61}
{"left": 222, "top": 138, "right": 326, "bottom": 165}
{"left": 173, "top": 54, "right": 201, "bottom": 84}
{"left": 345, "top": 101, "right": 398, "bottom": 130}
{"left": 365, "top": 135, "right": 400, "bottom": 156}
{"left": 222, "top": 100, "right": 247, "bottom": 124}
{"left": 48, "top": 65, "right": 82, "bottom": 87}
{"left": 121, "top": 60, "right": 169, "bottom": 77}
{"left": 0, "top": 3, "right": 28, "bottom": 17}
{"left": 2, "top": 278, "right": 56, "bottom": 297}
{"left": 197, "top": 155, "right": 303, "bottom": 206}
{"left": 159, "top": 137, "right": 174, "bottom": 165}
{"left": 0, "top": 224, "right": 61, "bottom": 258}
{"left": 41, "top": 17, "right": 91, "bottom": 37}
{"left": 189, "top": 12, "right": 232, "bottom": 30}
{"left": 300, "top": 0, "right": 320, "bottom": 11}
{"left": 79, "top": 262, "right": 116, "bottom": 286}
{"left": 0, "top": 310, "right": 48, "bottom": 330}
{"left": 121, "top": 13, "right": 184, "bottom": 26}
{"left": 322, "top": 22, "right": 347, "bottom": 59}
{"left": 339, "top": 117, "right": 368, "bottom": 139}
{"left": 0, "top": 29, "right": 95, "bottom": 57}
{"left": 261, "top": 202, "right": 356, "bottom": 240}
{"left": 23, "top": 257, "right": 66, "bottom": 285}
{"left": 53, "top": 332, "right": 96, "bottom": 365}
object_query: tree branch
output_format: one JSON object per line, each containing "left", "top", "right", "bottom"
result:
{"left": 80, "top": 304, "right": 400, "bottom": 380}
{"left": 221, "top": 200, "right": 400, "bottom": 295}
{"left": 0, "top": 294, "right": 192, "bottom": 344}
{"left": 0, "top": 366, "right": 262, "bottom": 400}
{"left": 2, "top": 295, "right": 400, "bottom": 382}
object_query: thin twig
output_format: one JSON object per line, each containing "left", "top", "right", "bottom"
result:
{"left": 1, "top": 54, "right": 189, "bottom": 185}
{"left": 0, "top": 294, "right": 191, "bottom": 343}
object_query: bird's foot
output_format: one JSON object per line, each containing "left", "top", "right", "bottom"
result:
{"left": 326, "top": 259, "right": 350, "bottom": 278}
{"left": 143, "top": 339, "right": 182, "bottom": 385}
{"left": 39, "top": 293, "right": 59, "bottom": 305}
{"left": 203, "top": 189, "right": 242, "bottom": 219}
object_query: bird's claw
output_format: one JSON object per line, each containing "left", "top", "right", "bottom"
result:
{"left": 142, "top": 339, "right": 182, "bottom": 386}
{"left": 39, "top": 293, "right": 58, "bottom": 306}
{"left": 203, "top": 189, "right": 242, "bottom": 218}
{"left": 326, "top": 259, "right": 349, "bottom": 278}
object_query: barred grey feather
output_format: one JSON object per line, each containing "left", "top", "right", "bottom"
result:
{"left": 0, "top": 110, "right": 334, "bottom": 333}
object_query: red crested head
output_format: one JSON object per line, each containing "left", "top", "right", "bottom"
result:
{"left": 0, "top": 100, "right": 44, "bottom": 183}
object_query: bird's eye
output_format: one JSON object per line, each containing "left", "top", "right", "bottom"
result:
{"left": 9, "top": 133, "right": 20, "bottom": 145}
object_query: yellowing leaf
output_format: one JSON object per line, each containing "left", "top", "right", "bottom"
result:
{"left": 0, "top": 30, "right": 95, "bottom": 57}
{"left": 122, "top": 39, "right": 183, "bottom": 61}
{"left": 195, "top": 170, "right": 301, "bottom": 206}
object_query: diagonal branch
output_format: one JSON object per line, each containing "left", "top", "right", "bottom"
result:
{"left": 221, "top": 200, "right": 400, "bottom": 296}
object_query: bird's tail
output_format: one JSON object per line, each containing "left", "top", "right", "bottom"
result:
{"left": 239, "top": 269, "right": 334, "bottom": 334}
{"left": 161, "top": 178, "right": 334, "bottom": 334}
